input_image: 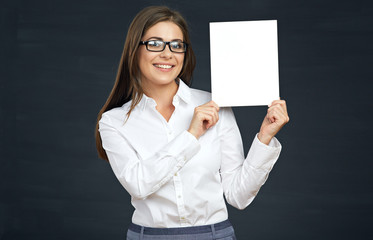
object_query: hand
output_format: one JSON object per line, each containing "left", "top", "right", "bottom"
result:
{"left": 258, "top": 99, "right": 290, "bottom": 145}
{"left": 188, "top": 101, "right": 220, "bottom": 139}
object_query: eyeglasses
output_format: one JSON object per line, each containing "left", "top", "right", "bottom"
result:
{"left": 139, "top": 40, "right": 188, "bottom": 53}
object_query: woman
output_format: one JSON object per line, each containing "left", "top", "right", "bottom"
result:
{"left": 95, "top": 6, "right": 289, "bottom": 240}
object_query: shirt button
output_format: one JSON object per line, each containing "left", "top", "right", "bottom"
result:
{"left": 178, "top": 195, "right": 181, "bottom": 198}
{"left": 174, "top": 173, "right": 178, "bottom": 176}
{"left": 181, "top": 217, "right": 185, "bottom": 220}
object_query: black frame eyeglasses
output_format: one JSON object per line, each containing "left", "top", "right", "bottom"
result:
{"left": 139, "top": 40, "right": 188, "bottom": 53}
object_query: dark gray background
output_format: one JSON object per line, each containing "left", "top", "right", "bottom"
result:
{"left": 1, "top": 0, "right": 372, "bottom": 239}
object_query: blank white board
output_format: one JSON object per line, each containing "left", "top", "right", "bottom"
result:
{"left": 210, "top": 20, "right": 280, "bottom": 106}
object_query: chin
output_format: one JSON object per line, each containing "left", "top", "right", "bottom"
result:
{"left": 151, "top": 73, "right": 180, "bottom": 85}
{"left": 154, "top": 78, "right": 178, "bottom": 86}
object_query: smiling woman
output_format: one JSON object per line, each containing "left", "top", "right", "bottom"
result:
{"left": 137, "top": 21, "right": 185, "bottom": 117}
{"left": 95, "top": 5, "right": 289, "bottom": 240}
{"left": 94, "top": 6, "right": 195, "bottom": 139}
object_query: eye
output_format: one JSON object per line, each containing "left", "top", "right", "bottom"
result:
{"left": 171, "top": 41, "right": 183, "bottom": 49}
{"left": 148, "top": 40, "right": 163, "bottom": 47}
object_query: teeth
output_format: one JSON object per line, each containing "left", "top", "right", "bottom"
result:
{"left": 154, "top": 64, "right": 172, "bottom": 69}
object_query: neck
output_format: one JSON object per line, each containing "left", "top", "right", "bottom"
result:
{"left": 143, "top": 80, "right": 178, "bottom": 108}
{"left": 143, "top": 80, "right": 178, "bottom": 122}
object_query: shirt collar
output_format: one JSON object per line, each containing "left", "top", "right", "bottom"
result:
{"left": 174, "top": 78, "right": 192, "bottom": 104}
{"left": 138, "top": 94, "right": 156, "bottom": 112}
{"left": 137, "top": 79, "right": 192, "bottom": 111}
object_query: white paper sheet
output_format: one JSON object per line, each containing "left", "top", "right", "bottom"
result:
{"left": 210, "top": 20, "right": 279, "bottom": 107}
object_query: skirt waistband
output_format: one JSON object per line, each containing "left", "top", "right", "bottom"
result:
{"left": 128, "top": 219, "right": 232, "bottom": 235}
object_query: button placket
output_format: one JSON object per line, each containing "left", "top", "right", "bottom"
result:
{"left": 173, "top": 173, "right": 187, "bottom": 225}
{"left": 165, "top": 123, "right": 174, "bottom": 142}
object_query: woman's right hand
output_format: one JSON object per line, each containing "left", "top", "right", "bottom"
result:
{"left": 188, "top": 101, "right": 220, "bottom": 139}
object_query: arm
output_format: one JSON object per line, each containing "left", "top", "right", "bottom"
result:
{"left": 219, "top": 107, "right": 282, "bottom": 209}
{"left": 99, "top": 114, "right": 200, "bottom": 199}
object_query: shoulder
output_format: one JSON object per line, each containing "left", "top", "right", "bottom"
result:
{"left": 99, "top": 101, "right": 132, "bottom": 127}
{"left": 188, "top": 87, "right": 212, "bottom": 106}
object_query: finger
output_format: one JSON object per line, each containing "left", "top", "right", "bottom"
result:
{"left": 209, "top": 101, "right": 220, "bottom": 112}
{"left": 203, "top": 100, "right": 220, "bottom": 112}
{"left": 268, "top": 99, "right": 287, "bottom": 112}
{"left": 197, "top": 105, "right": 219, "bottom": 120}
{"left": 269, "top": 99, "right": 285, "bottom": 107}
{"left": 268, "top": 104, "right": 285, "bottom": 116}
{"left": 198, "top": 101, "right": 220, "bottom": 116}
{"left": 207, "top": 109, "right": 219, "bottom": 127}
{"left": 267, "top": 108, "right": 278, "bottom": 123}
{"left": 268, "top": 98, "right": 280, "bottom": 107}
{"left": 267, "top": 108, "right": 288, "bottom": 125}
{"left": 196, "top": 109, "right": 219, "bottom": 126}
{"left": 268, "top": 100, "right": 288, "bottom": 116}
{"left": 204, "top": 114, "right": 215, "bottom": 129}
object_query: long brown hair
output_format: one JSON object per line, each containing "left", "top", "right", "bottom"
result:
{"left": 95, "top": 6, "right": 196, "bottom": 161}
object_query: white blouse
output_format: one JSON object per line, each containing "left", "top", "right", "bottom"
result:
{"left": 99, "top": 80, "right": 281, "bottom": 228}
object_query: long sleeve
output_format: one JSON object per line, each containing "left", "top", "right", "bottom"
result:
{"left": 99, "top": 113, "right": 200, "bottom": 199}
{"left": 218, "top": 107, "right": 282, "bottom": 210}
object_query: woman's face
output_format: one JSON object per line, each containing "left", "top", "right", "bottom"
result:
{"left": 138, "top": 21, "right": 185, "bottom": 90}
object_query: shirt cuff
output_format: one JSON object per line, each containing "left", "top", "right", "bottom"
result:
{"left": 245, "top": 133, "right": 282, "bottom": 170}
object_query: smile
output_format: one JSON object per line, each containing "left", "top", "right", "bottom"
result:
{"left": 153, "top": 64, "right": 174, "bottom": 69}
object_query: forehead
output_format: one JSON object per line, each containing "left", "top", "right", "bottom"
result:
{"left": 143, "top": 21, "right": 184, "bottom": 40}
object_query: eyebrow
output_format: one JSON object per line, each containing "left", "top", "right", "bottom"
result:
{"left": 146, "top": 36, "right": 184, "bottom": 42}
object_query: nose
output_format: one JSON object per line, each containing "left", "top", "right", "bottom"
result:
{"left": 160, "top": 43, "right": 173, "bottom": 58}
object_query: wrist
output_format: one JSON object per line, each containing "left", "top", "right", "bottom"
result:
{"left": 188, "top": 129, "right": 200, "bottom": 140}
{"left": 257, "top": 132, "right": 273, "bottom": 145}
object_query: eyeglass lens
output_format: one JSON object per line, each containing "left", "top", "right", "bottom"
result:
{"left": 146, "top": 40, "right": 186, "bottom": 52}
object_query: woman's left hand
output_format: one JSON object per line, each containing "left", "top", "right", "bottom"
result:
{"left": 258, "top": 99, "right": 290, "bottom": 145}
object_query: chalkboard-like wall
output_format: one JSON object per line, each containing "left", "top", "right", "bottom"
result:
{"left": 1, "top": 0, "right": 372, "bottom": 239}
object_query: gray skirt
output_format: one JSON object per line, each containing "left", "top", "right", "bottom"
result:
{"left": 126, "top": 219, "right": 237, "bottom": 240}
